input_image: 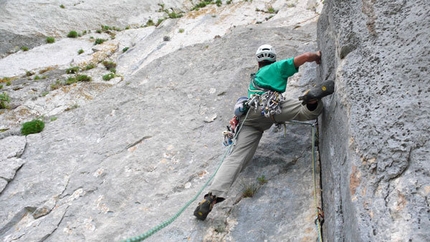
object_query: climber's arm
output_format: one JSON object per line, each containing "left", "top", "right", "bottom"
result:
{"left": 293, "top": 51, "right": 321, "bottom": 68}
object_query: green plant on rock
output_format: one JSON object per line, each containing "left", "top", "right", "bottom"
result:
{"left": 50, "top": 80, "right": 63, "bottom": 90}
{"left": 242, "top": 183, "right": 259, "bottom": 198}
{"left": 167, "top": 10, "right": 183, "bottom": 19}
{"left": 103, "top": 73, "right": 115, "bottom": 81}
{"left": 257, "top": 175, "right": 268, "bottom": 185}
{"left": 66, "top": 66, "right": 80, "bottom": 74}
{"left": 46, "top": 37, "right": 55, "bottom": 43}
{"left": 65, "top": 76, "right": 78, "bottom": 85}
{"left": 21, "top": 119, "right": 45, "bottom": 135}
{"left": 76, "top": 74, "right": 91, "bottom": 82}
{"left": 145, "top": 19, "right": 155, "bottom": 27}
{"left": 94, "top": 38, "right": 106, "bottom": 45}
{"left": 78, "top": 49, "right": 84, "bottom": 54}
{"left": 102, "top": 60, "right": 117, "bottom": 71}
{"left": 67, "top": 30, "right": 78, "bottom": 38}
{"left": 192, "top": 0, "right": 213, "bottom": 11}
{"left": 84, "top": 63, "right": 96, "bottom": 70}
{"left": 0, "top": 92, "right": 10, "bottom": 109}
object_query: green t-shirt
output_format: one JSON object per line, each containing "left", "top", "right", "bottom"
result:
{"left": 248, "top": 57, "right": 298, "bottom": 97}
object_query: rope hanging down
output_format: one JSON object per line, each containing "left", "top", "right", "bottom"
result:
{"left": 286, "top": 120, "right": 324, "bottom": 242}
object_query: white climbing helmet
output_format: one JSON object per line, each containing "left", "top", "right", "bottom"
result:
{"left": 255, "top": 44, "right": 276, "bottom": 62}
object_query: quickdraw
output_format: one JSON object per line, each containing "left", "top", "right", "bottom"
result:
{"left": 249, "top": 90, "right": 284, "bottom": 118}
{"left": 222, "top": 116, "right": 239, "bottom": 146}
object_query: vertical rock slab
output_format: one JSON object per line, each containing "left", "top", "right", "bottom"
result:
{"left": 318, "top": 0, "right": 430, "bottom": 241}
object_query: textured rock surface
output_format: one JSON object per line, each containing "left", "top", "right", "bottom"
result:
{"left": 318, "top": 0, "right": 430, "bottom": 241}
{"left": 1, "top": 0, "right": 429, "bottom": 241}
{"left": 0, "top": 1, "right": 327, "bottom": 241}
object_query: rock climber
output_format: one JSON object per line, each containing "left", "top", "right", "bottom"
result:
{"left": 194, "top": 44, "right": 334, "bottom": 220}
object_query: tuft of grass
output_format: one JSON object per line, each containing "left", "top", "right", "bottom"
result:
{"left": 84, "top": 63, "right": 96, "bottom": 70}
{"left": 67, "top": 30, "right": 78, "bottom": 38}
{"left": 66, "top": 66, "right": 80, "bottom": 74}
{"left": 257, "top": 175, "right": 268, "bottom": 185}
{"left": 21, "top": 119, "right": 45, "bottom": 135}
{"left": 241, "top": 175, "right": 269, "bottom": 198}
{"left": 65, "top": 77, "right": 77, "bottom": 85}
{"left": 21, "top": 46, "right": 29, "bottom": 51}
{"left": 267, "top": 6, "right": 277, "bottom": 14}
{"left": 50, "top": 80, "right": 63, "bottom": 90}
{"left": 65, "top": 74, "right": 91, "bottom": 85}
{"left": 0, "top": 92, "right": 10, "bottom": 109}
{"left": 122, "top": 47, "right": 129, "bottom": 52}
{"left": 178, "top": 28, "right": 184, "bottom": 33}
{"left": 145, "top": 19, "right": 155, "bottom": 27}
{"left": 46, "top": 37, "right": 55, "bottom": 43}
{"left": 78, "top": 49, "right": 84, "bottom": 55}
{"left": 167, "top": 10, "right": 183, "bottom": 19}
{"left": 103, "top": 73, "right": 115, "bottom": 81}
{"left": 242, "top": 183, "right": 259, "bottom": 198}
{"left": 102, "top": 60, "right": 117, "bottom": 71}
{"left": 94, "top": 38, "right": 106, "bottom": 45}
{"left": 60, "top": 4, "right": 65, "bottom": 9}
{"left": 0, "top": 77, "right": 11, "bottom": 83}
{"left": 156, "top": 19, "right": 164, "bottom": 26}
{"left": 76, "top": 74, "right": 91, "bottom": 82}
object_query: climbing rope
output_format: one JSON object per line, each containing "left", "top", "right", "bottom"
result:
{"left": 285, "top": 120, "right": 323, "bottom": 242}
{"left": 311, "top": 123, "right": 324, "bottom": 242}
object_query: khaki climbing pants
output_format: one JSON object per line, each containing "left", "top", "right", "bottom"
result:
{"left": 209, "top": 98, "right": 323, "bottom": 198}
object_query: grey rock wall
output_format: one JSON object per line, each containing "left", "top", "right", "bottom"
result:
{"left": 0, "top": 1, "right": 328, "bottom": 241}
{"left": 1, "top": 0, "right": 428, "bottom": 241}
{"left": 318, "top": 0, "right": 430, "bottom": 241}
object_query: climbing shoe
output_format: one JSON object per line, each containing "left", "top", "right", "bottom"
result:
{"left": 193, "top": 192, "right": 225, "bottom": 221}
{"left": 298, "top": 80, "right": 335, "bottom": 105}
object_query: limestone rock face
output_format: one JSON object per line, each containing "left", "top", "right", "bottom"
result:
{"left": 318, "top": 0, "right": 430, "bottom": 241}
{"left": 0, "top": 0, "right": 429, "bottom": 241}
{"left": 1, "top": 1, "right": 328, "bottom": 241}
